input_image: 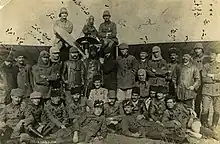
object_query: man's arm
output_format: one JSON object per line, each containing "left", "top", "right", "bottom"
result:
{"left": 108, "top": 23, "right": 117, "bottom": 38}
{"left": 98, "top": 24, "right": 106, "bottom": 38}
{"left": 202, "top": 65, "right": 214, "bottom": 83}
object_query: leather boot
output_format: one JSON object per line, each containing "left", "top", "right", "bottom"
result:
{"left": 212, "top": 112, "right": 220, "bottom": 130}
{"left": 201, "top": 113, "right": 209, "bottom": 128}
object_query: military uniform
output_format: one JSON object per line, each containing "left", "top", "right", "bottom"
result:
{"left": 82, "top": 16, "right": 98, "bottom": 38}
{"left": 147, "top": 46, "right": 168, "bottom": 87}
{"left": 88, "top": 87, "right": 108, "bottom": 107}
{"left": 149, "top": 98, "right": 166, "bottom": 122}
{"left": 201, "top": 60, "right": 220, "bottom": 128}
{"left": 135, "top": 81, "right": 150, "bottom": 99}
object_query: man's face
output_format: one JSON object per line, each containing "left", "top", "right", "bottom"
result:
{"left": 72, "top": 93, "right": 80, "bottom": 102}
{"left": 140, "top": 52, "right": 147, "bottom": 60}
{"left": 103, "top": 15, "right": 110, "bottom": 22}
{"left": 89, "top": 17, "right": 94, "bottom": 25}
{"left": 11, "top": 95, "right": 22, "bottom": 105}
{"left": 41, "top": 57, "right": 49, "bottom": 64}
{"left": 170, "top": 53, "right": 178, "bottom": 61}
{"left": 31, "top": 98, "right": 41, "bottom": 106}
{"left": 5, "top": 61, "right": 12, "bottom": 66}
{"left": 108, "top": 98, "right": 116, "bottom": 106}
{"left": 124, "top": 105, "right": 133, "bottom": 115}
{"left": 156, "top": 92, "right": 164, "bottom": 100}
{"left": 105, "top": 53, "right": 111, "bottom": 58}
{"left": 94, "top": 80, "right": 101, "bottom": 89}
{"left": 71, "top": 52, "right": 79, "bottom": 59}
{"left": 60, "top": 13, "right": 68, "bottom": 19}
{"left": 153, "top": 51, "right": 160, "bottom": 58}
{"left": 138, "top": 73, "right": 146, "bottom": 82}
{"left": 194, "top": 48, "right": 203, "bottom": 56}
{"left": 17, "top": 56, "right": 25, "bottom": 65}
{"left": 51, "top": 52, "right": 60, "bottom": 61}
{"left": 120, "top": 49, "right": 128, "bottom": 56}
{"left": 166, "top": 99, "right": 176, "bottom": 109}
{"left": 210, "top": 53, "right": 217, "bottom": 62}
{"left": 183, "top": 55, "right": 190, "bottom": 63}
{"left": 51, "top": 96, "right": 61, "bottom": 105}
{"left": 94, "top": 107, "right": 103, "bottom": 116}
{"left": 90, "top": 50, "right": 97, "bottom": 58}
{"left": 150, "top": 91, "right": 156, "bottom": 98}
{"left": 131, "top": 93, "right": 139, "bottom": 102}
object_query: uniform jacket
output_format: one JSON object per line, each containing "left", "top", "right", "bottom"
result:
{"left": 138, "top": 59, "right": 149, "bottom": 70}
{"left": 172, "top": 63, "right": 200, "bottom": 100}
{"left": 44, "top": 101, "right": 68, "bottom": 128}
{"left": 117, "top": 55, "right": 138, "bottom": 89}
{"left": 50, "top": 61, "right": 62, "bottom": 82}
{"left": 148, "top": 98, "right": 166, "bottom": 122}
{"left": 103, "top": 57, "right": 118, "bottom": 90}
{"left": 202, "top": 61, "right": 220, "bottom": 96}
{"left": 98, "top": 21, "right": 118, "bottom": 43}
{"left": 131, "top": 100, "right": 145, "bottom": 116}
{"left": 135, "top": 81, "right": 150, "bottom": 98}
{"left": 0, "top": 101, "right": 26, "bottom": 128}
{"left": 88, "top": 88, "right": 108, "bottom": 107}
{"left": 67, "top": 97, "right": 87, "bottom": 120}
{"left": 147, "top": 59, "right": 168, "bottom": 86}
{"left": 82, "top": 24, "right": 98, "bottom": 38}
{"left": 193, "top": 54, "right": 207, "bottom": 72}
{"left": 62, "top": 59, "right": 85, "bottom": 89}
{"left": 104, "top": 102, "right": 120, "bottom": 118}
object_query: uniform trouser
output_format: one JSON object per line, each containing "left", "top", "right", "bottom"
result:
{"left": 195, "top": 86, "right": 203, "bottom": 118}
{"left": 202, "top": 95, "right": 220, "bottom": 114}
{"left": 180, "top": 99, "right": 194, "bottom": 110}
{"left": 117, "top": 88, "right": 132, "bottom": 102}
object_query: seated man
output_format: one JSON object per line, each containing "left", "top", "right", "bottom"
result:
{"left": 43, "top": 89, "right": 68, "bottom": 136}
{"left": 148, "top": 86, "right": 167, "bottom": 123}
{"left": 104, "top": 90, "right": 121, "bottom": 133}
{"left": 72, "top": 100, "right": 107, "bottom": 143}
{"left": 0, "top": 88, "right": 29, "bottom": 143}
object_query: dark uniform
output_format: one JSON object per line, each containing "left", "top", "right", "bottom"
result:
{"left": 136, "top": 69, "right": 150, "bottom": 99}
{"left": 82, "top": 15, "right": 98, "bottom": 38}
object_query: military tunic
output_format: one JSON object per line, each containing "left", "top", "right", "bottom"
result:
{"left": 88, "top": 88, "right": 108, "bottom": 108}
{"left": 135, "top": 81, "right": 150, "bottom": 99}
{"left": 98, "top": 21, "right": 118, "bottom": 43}
{"left": 148, "top": 98, "right": 166, "bottom": 122}
{"left": 104, "top": 102, "right": 120, "bottom": 118}
{"left": 82, "top": 24, "right": 98, "bottom": 38}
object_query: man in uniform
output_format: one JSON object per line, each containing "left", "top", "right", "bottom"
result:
{"left": 136, "top": 69, "right": 150, "bottom": 100}
{"left": 148, "top": 46, "right": 168, "bottom": 87}
{"left": 43, "top": 88, "right": 68, "bottom": 136}
{"left": 98, "top": 10, "right": 118, "bottom": 58}
{"left": 82, "top": 15, "right": 98, "bottom": 38}
{"left": 53, "top": 7, "right": 73, "bottom": 50}
{"left": 172, "top": 54, "right": 200, "bottom": 109}
{"left": 72, "top": 100, "right": 107, "bottom": 143}
{"left": 148, "top": 86, "right": 167, "bottom": 123}
{"left": 138, "top": 49, "right": 149, "bottom": 70}
{"left": 0, "top": 88, "right": 28, "bottom": 143}
{"left": 193, "top": 43, "right": 207, "bottom": 117}
{"left": 31, "top": 50, "right": 52, "bottom": 101}
{"left": 201, "top": 52, "right": 220, "bottom": 129}
{"left": 116, "top": 43, "right": 138, "bottom": 101}
{"left": 15, "top": 54, "right": 32, "bottom": 98}
{"left": 62, "top": 46, "right": 85, "bottom": 104}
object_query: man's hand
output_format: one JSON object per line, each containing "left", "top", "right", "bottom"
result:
{"left": 60, "top": 125, "right": 66, "bottom": 129}
{"left": 152, "top": 69, "right": 156, "bottom": 73}
{"left": 131, "top": 132, "right": 141, "bottom": 138}
{"left": 156, "top": 120, "right": 163, "bottom": 126}
{"left": 188, "top": 86, "right": 194, "bottom": 91}
{"left": 40, "top": 75, "right": 47, "bottom": 79}
{"left": 136, "top": 115, "right": 145, "bottom": 121}
{"left": 110, "top": 120, "right": 118, "bottom": 125}
{"left": 72, "top": 131, "right": 79, "bottom": 143}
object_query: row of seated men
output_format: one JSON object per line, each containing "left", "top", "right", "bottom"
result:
{"left": 0, "top": 83, "right": 218, "bottom": 144}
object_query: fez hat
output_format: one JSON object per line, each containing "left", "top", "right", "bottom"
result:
{"left": 93, "top": 75, "right": 102, "bottom": 82}
{"left": 132, "top": 87, "right": 140, "bottom": 95}
{"left": 11, "top": 88, "right": 24, "bottom": 97}
{"left": 69, "top": 46, "right": 79, "bottom": 53}
{"left": 168, "top": 47, "right": 178, "bottom": 55}
{"left": 30, "top": 91, "right": 42, "bottom": 99}
{"left": 94, "top": 100, "right": 104, "bottom": 108}
{"left": 157, "top": 86, "right": 168, "bottom": 94}
{"left": 50, "top": 46, "right": 60, "bottom": 54}
{"left": 103, "top": 10, "right": 111, "bottom": 17}
{"left": 108, "top": 90, "right": 116, "bottom": 99}
{"left": 152, "top": 46, "right": 161, "bottom": 53}
{"left": 122, "top": 99, "right": 132, "bottom": 107}
{"left": 193, "top": 43, "right": 204, "bottom": 50}
{"left": 149, "top": 85, "right": 157, "bottom": 92}
{"left": 70, "top": 87, "right": 82, "bottom": 95}
{"left": 51, "top": 88, "right": 61, "bottom": 97}
{"left": 118, "top": 43, "right": 129, "bottom": 50}
{"left": 59, "top": 7, "right": 68, "bottom": 17}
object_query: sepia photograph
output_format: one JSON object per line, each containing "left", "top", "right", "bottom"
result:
{"left": 0, "top": 0, "right": 220, "bottom": 143}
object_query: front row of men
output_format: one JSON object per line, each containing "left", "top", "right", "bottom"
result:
{"left": 0, "top": 84, "right": 218, "bottom": 143}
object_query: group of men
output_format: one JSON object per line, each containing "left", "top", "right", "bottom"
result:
{"left": 0, "top": 7, "right": 220, "bottom": 144}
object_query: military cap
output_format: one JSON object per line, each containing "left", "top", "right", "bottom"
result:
{"left": 70, "top": 87, "right": 82, "bottom": 95}
{"left": 118, "top": 43, "right": 129, "bottom": 50}
{"left": 51, "top": 88, "right": 61, "bottom": 97}
{"left": 157, "top": 86, "right": 168, "bottom": 94}
{"left": 168, "top": 47, "right": 178, "bottom": 55}
{"left": 108, "top": 90, "right": 116, "bottom": 99}
{"left": 94, "top": 100, "right": 104, "bottom": 108}
{"left": 59, "top": 7, "right": 68, "bottom": 17}
{"left": 49, "top": 46, "right": 60, "bottom": 54}
{"left": 149, "top": 85, "right": 158, "bottom": 92}
{"left": 40, "top": 50, "right": 50, "bottom": 58}
{"left": 93, "top": 75, "right": 102, "bottom": 82}
{"left": 11, "top": 88, "right": 24, "bottom": 97}
{"left": 193, "top": 43, "right": 204, "bottom": 50}
{"left": 122, "top": 99, "right": 132, "bottom": 107}
{"left": 30, "top": 91, "right": 42, "bottom": 99}
{"left": 103, "top": 10, "right": 111, "bottom": 17}
{"left": 152, "top": 46, "right": 161, "bottom": 53}
{"left": 132, "top": 87, "right": 140, "bottom": 95}
{"left": 69, "top": 46, "right": 79, "bottom": 53}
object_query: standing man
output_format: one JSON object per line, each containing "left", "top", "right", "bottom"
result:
{"left": 138, "top": 49, "right": 149, "bottom": 70}
{"left": 201, "top": 52, "right": 220, "bottom": 130}
{"left": 136, "top": 69, "right": 150, "bottom": 100}
{"left": 148, "top": 46, "right": 168, "bottom": 87}
{"left": 116, "top": 43, "right": 138, "bottom": 101}
{"left": 172, "top": 54, "right": 200, "bottom": 109}
{"left": 82, "top": 15, "right": 98, "bottom": 38}
{"left": 53, "top": 7, "right": 73, "bottom": 50}
{"left": 98, "top": 10, "right": 118, "bottom": 58}
{"left": 193, "top": 43, "right": 207, "bottom": 117}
